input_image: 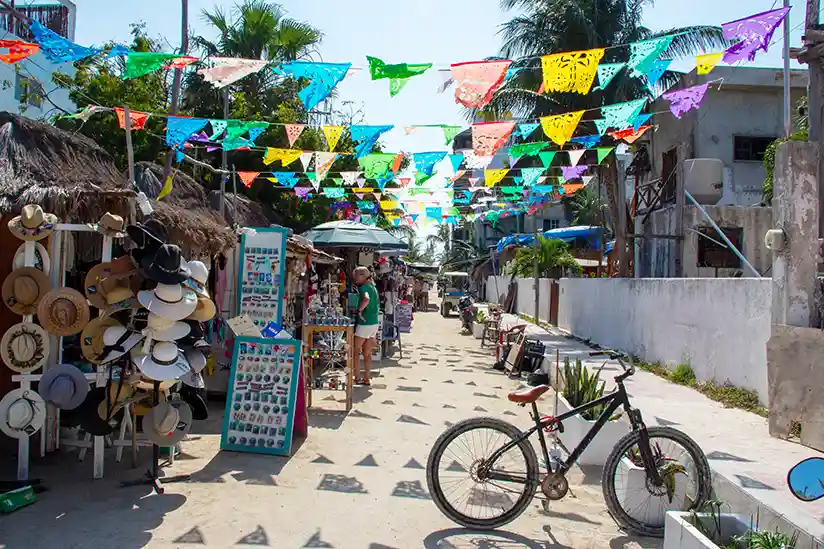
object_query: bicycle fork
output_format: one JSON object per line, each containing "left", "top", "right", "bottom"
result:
{"left": 628, "top": 409, "right": 664, "bottom": 485}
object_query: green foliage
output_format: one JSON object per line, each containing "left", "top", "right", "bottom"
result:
{"left": 762, "top": 96, "right": 809, "bottom": 203}
{"left": 569, "top": 185, "right": 607, "bottom": 226}
{"left": 475, "top": 310, "right": 487, "bottom": 324}
{"left": 403, "top": 239, "right": 435, "bottom": 264}
{"left": 504, "top": 237, "right": 582, "bottom": 278}
{"left": 562, "top": 357, "right": 607, "bottom": 420}
{"left": 735, "top": 530, "right": 798, "bottom": 549}
{"left": 669, "top": 362, "right": 696, "bottom": 385}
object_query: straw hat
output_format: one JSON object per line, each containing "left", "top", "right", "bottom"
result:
{"left": 142, "top": 313, "right": 190, "bottom": 343}
{"left": 95, "top": 381, "right": 140, "bottom": 419}
{"left": 142, "top": 400, "right": 192, "bottom": 446}
{"left": 12, "top": 242, "right": 51, "bottom": 276}
{"left": 98, "top": 325, "right": 144, "bottom": 364}
{"left": 186, "top": 296, "right": 216, "bottom": 322}
{"left": 38, "top": 364, "right": 90, "bottom": 410}
{"left": 0, "top": 322, "right": 49, "bottom": 373}
{"left": 133, "top": 341, "right": 192, "bottom": 381}
{"left": 84, "top": 258, "right": 136, "bottom": 310}
{"left": 137, "top": 283, "right": 197, "bottom": 321}
{"left": 2, "top": 267, "right": 50, "bottom": 315}
{"left": 80, "top": 317, "right": 121, "bottom": 363}
{"left": 89, "top": 212, "right": 127, "bottom": 238}
{"left": 8, "top": 205, "right": 58, "bottom": 241}
{"left": 37, "top": 288, "right": 90, "bottom": 337}
{"left": 184, "top": 260, "right": 210, "bottom": 297}
{"left": 0, "top": 389, "right": 46, "bottom": 438}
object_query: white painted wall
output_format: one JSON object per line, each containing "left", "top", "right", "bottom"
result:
{"left": 485, "top": 275, "right": 551, "bottom": 323}
{"left": 557, "top": 278, "right": 772, "bottom": 403}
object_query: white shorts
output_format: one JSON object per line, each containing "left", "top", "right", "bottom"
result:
{"left": 355, "top": 324, "right": 380, "bottom": 339}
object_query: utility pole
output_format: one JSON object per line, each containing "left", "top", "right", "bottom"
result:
{"left": 801, "top": 0, "right": 824, "bottom": 236}
{"left": 783, "top": 0, "right": 792, "bottom": 139}
{"left": 160, "top": 0, "right": 189, "bottom": 184}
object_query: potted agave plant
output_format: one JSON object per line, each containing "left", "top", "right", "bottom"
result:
{"left": 556, "top": 357, "right": 629, "bottom": 466}
{"left": 472, "top": 310, "right": 487, "bottom": 339}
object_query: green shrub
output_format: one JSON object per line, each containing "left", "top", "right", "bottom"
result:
{"left": 562, "top": 357, "right": 607, "bottom": 421}
{"left": 475, "top": 310, "right": 487, "bottom": 324}
{"left": 670, "top": 362, "right": 696, "bottom": 385}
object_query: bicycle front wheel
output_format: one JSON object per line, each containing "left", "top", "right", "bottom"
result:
{"left": 602, "top": 426, "right": 712, "bottom": 538}
{"left": 426, "top": 417, "right": 539, "bottom": 530}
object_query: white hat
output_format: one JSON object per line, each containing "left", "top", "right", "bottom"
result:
{"left": 137, "top": 283, "right": 197, "bottom": 321}
{"left": 184, "top": 260, "right": 210, "bottom": 297}
{"left": 142, "top": 313, "right": 190, "bottom": 344}
{"left": 0, "top": 388, "right": 46, "bottom": 438}
{"left": 185, "top": 349, "right": 207, "bottom": 374}
{"left": 38, "top": 364, "right": 90, "bottom": 410}
{"left": 98, "top": 325, "right": 145, "bottom": 364}
{"left": 142, "top": 400, "right": 192, "bottom": 446}
{"left": 13, "top": 242, "right": 51, "bottom": 276}
{"left": 180, "top": 370, "right": 205, "bottom": 389}
{"left": 133, "top": 341, "right": 192, "bottom": 381}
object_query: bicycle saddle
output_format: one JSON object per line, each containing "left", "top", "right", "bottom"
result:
{"left": 507, "top": 385, "right": 550, "bottom": 404}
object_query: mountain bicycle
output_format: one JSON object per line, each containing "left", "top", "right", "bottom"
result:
{"left": 426, "top": 351, "right": 711, "bottom": 538}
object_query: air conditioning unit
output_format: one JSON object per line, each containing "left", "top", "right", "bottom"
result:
{"left": 683, "top": 158, "right": 724, "bottom": 205}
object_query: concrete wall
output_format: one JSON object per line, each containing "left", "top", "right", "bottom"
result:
{"left": 557, "top": 277, "right": 772, "bottom": 403}
{"left": 485, "top": 275, "right": 551, "bottom": 323}
{"left": 640, "top": 204, "right": 772, "bottom": 278}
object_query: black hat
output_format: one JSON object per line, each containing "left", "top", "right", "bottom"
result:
{"left": 180, "top": 320, "right": 210, "bottom": 350}
{"left": 143, "top": 244, "right": 190, "bottom": 285}
{"left": 75, "top": 387, "right": 123, "bottom": 437}
{"left": 179, "top": 386, "right": 209, "bottom": 421}
{"left": 126, "top": 219, "right": 168, "bottom": 250}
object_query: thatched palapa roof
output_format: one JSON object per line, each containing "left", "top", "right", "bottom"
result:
{"left": 0, "top": 112, "right": 133, "bottom": 220}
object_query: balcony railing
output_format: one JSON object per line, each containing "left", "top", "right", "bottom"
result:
{"left": 0, "top": 4, "right": 70, "bottom": 42}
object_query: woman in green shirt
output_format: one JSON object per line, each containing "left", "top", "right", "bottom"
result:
{"left": 353, "top": 266, "right": 380, "bottom": 386}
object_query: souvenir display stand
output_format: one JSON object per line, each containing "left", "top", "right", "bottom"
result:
{"left": 236, "top": 227, "right": 288, "bottom": 333}
{"left": 220, "top": 336, "right": 303, "bottom": 456}
{"left": 302, "top": 324, "right": 354, "bottom": 412}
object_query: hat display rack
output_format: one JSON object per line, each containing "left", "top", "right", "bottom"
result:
{"left": 1, "top": 206, "right": 216, "bottom": 487}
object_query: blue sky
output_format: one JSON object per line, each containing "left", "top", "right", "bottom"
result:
{"left": 69, "top": 0, "right": 809, "bottom": 239}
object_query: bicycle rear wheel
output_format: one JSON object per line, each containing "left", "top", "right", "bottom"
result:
{"left": 602, "top": 426, "right": 711, "bottom": 538}
{"left": 426, "top": 417, "right": 539, "bottom": 530}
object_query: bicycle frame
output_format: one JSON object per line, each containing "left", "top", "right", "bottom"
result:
{"left": 484, "top": 379, "right": 662, "bottom": 486}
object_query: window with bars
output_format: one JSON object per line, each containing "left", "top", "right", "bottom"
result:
{"left": 697, "top": 227, "right": 742, "bottom": 269}
{"left": 14, "top": 73, "right": 42, "bottom": 108}
{"left": 733, "top": 136, "right": 776, "bottom": 162}
{"left": 543, "top": 219, "right": 560, "bottom": 231}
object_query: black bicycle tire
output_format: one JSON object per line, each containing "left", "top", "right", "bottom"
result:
{"left": 426, "top": 417, "right": 539, "bottom": 530}
{"left": 601, "top": 426, "right": 712, "bottom": 538}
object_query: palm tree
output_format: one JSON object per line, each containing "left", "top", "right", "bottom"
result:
{"left": 426, "top": 225, "right": 452, "bottom": 262}
{"left": 187, "top": 0, "right": 322, "bottom": 115}
{"left": 404, "top": 239, "right": 433, "bottom": 264}
{"left": 568, "top": 185, "right": 608, "bottom": 226}
{"left": 386, "top": 224, "right": 416, "bottom": 243}
{"left": 504, "top": 237, "right": 582, "bottom": 278}
{"left": 490, "top": 0, "right": 729, "bottom": 119}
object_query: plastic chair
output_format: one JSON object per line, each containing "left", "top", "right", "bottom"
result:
{"left": 382, "top": 323, "right": 403, "bottom": 359}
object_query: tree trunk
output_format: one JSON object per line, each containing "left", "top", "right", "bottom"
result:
{"left": 600, "top": 161, "right": 630, "bottom": 276}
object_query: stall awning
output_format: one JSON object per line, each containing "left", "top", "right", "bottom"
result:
{"left": 496, "top": 225, "right": 603, "bottom": 254}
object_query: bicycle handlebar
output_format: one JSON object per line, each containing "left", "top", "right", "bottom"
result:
{"left": 588, "top": 350, "right": 636, "bottom": 379}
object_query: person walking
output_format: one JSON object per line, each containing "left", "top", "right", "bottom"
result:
{"left": 352, "top": 266, "right": 380, "bottom": 386}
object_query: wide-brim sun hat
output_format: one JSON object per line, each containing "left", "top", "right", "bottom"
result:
{"left": 142, "top": 244, "right": 190, "bottom": 285}
{"left": 89, "top": 212, "right": 128, "bottom": 239}
{"left": 0, "top": 322, "right": 49, "bottom": 373}
{"left": 12, "top": 242, "right": 51, "bottom": 276}
{"left": 98, "top": 325, "right": 145, "bottom": 364}
{"left": 37, "top": 288, "right": 90, "bottom": 337}
{"left": 180, "top": 370, "right": 205, "bottom": 390}
{"left": 179, "top": 387, "right": 209, "bottom": 421}
{"left": 75, "top": 387, "right": 120, "bottom": 436}
{"left": 38, "top": 364, "right": 90, "bottom": 410}
{"left": 0, "top": 388, "right": 46, "bottom": 439}
{"left": 8, "top": 204, "right": 58, "bottom": 242}
{"left": 142, "top": 400, "right": 193, "bottom": 446}
{"left": 133, "top": 341, "right": 192, "bottom": 381}
{"left": 126, "top": 218, "right": 168, "bottom": 250}
{"left": 84, "top": 258, "right": 137, "bottom": 310}
{"left": 184, "top": 260, "right": 210, "bottom": 297}
{"left": 2, "top": 267, "right": 51, "bottom": 316}
{"left": 80, "top": 317, "right": 121, "bottom": 363}
{"left": 186, "top": 296, "right": 216, "bottom": 322}
{"left": 138, "top": 283, "right": 197, "bottom": 321}
{"left": 144, "top": 313, "right": 191, "bottom": 343}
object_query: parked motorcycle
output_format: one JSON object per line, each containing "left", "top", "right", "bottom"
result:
{"left": 788, "top": 456, "right": 824, "bottom": 502}
{"left": 458, "top": 295, "right": 474, "bottom": 332}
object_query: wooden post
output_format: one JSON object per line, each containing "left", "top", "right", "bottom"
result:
{"left": 673, "top": 143, "right": 686, "bottom": 277}
{"left": 123, "top": 106, "right": 135, "bottom": 187}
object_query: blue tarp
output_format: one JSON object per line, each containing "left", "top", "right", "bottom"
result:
{"left": 496, "top": 225, "right": 603, "bottom": 254}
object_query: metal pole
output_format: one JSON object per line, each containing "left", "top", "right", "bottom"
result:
{"left": 124, "top": 106, "right": 135, "bottom": 187}
{"left": 684, "top": 190, "right": 761, "bottom": 277}
{"left": 806, "top": 0, "right": 824, "bottom": 237}
{"left": 533, "top": 222, "right": 539, "bottom": 322}
{"left": 161, "top": 0, "right": 189, "bottom": 183}
{"left": 783, "top": 0, "right": 792, "bottom": 139}
{"left": 220, "top": 88, "right": 229, "bottom": 220}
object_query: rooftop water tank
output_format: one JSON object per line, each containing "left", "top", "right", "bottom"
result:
{"left": 683, "top": 158, "right": 724, "bottom": 204}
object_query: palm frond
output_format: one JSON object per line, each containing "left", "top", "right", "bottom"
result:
{"left": 657, "top": 26, "right": 730, "bottom": 58}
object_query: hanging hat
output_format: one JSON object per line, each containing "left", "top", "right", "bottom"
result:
{"left": 2, "top": 267, "right": 50, "bottom": 315}
{"left": 185, "top": 349, "right": 207, "bottom": 374}
{"left": 0, "top": 389, "right": 46, "bottom": 438}
{"left": 142, "top": 400, "right": 192, "bottom": 446}
{"left": 8, "top": 205, "right": 58, "bottom": 242}
{"left": 186, "top": 296, "right": 216, "bottom": 322}
{"left": 137, "top": 283, "right": 197, "bottom": 321}
{"left": 184, "top": 260, "right": 210, "bottom": 297}
{"left": 133, "top": 341, "right": 192, "bottom": 381}
{"left": 143, "top": 244, "right": 191, "bottom": 285}
{"left": 143, "top": 313, "right": 190, "bottom": 344}
{"left": 0, "top": 322, "right": 49, "bottom": 373}
{"left": 84, "top": 258, "right": 136, "bottom": 310}
{"left": 133, "top": 375, "right": 179, "bottom": 394}
{"left": 96, "top": 381, "right": 140, "bottom": 420}
{"left": 80, "top": 317, "right": 121, "bottom": 363}
{"left": 89, "top": 212, "right": 127, "bottom": 238}
{"left": 75, "top": 387, "right": 120, "bottom": 436}
{"left": 37, "top": 288, "right": 90, "bottom": 337}
{"left": 98, "top": 325, "right": 144, "bottom": 364}
{"left": 180, "top": 370, "right": 205, "bottom": 390}
{"left": 104, "top": 286, "right": 136, "bottom": 312}
{"left": 178, "top": 386, "right": 208, "bottom": 421}
{"left": 126, "top": 218, "right": 167, "bottom": 250}
{"left": 180, "top": 321, "right": 210, "bottom": 350}
{"left": 12, "top": 242, "right": 51, "bottom": 276}
{"left": 38, "top": 364, "right": 90, "bottom": 410}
